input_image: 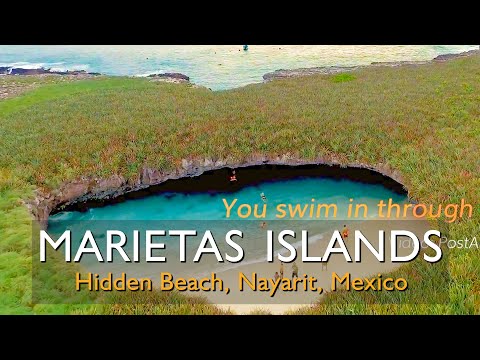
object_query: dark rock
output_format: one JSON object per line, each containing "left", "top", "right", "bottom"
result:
{"left": 433, "top": 49, "right": 479, "bottom": 61}
{"left": 1, "top": 66, "right": 101, "bottom": 76}
{"left": 31, "top": 154, "right": 410, "bottom": 225}
{"left": 147, "top": 72, "right": 190, "bottom": 81}
{"left": 264, "top": 49, "right": 480, "bottom": 82}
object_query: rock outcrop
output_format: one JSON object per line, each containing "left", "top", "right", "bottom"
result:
{"left": 433, "top": 49, "right": 479, "bottom": 61}
{"left": 263, "top": 66, "right": 358, "bottom": 81}
{"left": 263, "top": 49, "right": 480, "bottom": 82}
{"left": 28, "top": 155, "right": 408, "bottom": 229}
{"left": 147, "top": 72, "right": 190, "bottom": 82}
{"left": 0, "top": 67, "right": 101, "bottom": 76}
{"left": 24, "top": 49, "right": 480, "bottom": 226}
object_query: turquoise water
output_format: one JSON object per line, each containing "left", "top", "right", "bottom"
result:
{"left": 49, "top": 177, "right": 406, "bottom": 222}
{"left": 1, "top": 45, "right": 477, "bottom": 90}
{"left": 47, "top": 177, "right": 407, "bottom": 273}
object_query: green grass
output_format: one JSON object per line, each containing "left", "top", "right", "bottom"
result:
{"left": 332, "top": 73, "right": 356, "bottom": 83}
{"left": 0, "top": 77, "right": 136, "bottom": 117}
{"left": 70, "top": 290, "right": 233, "bottom": 315}
{"left": 0, "top": 54, "right": 479, "bottom": 314}
{"left": 0, "top": 74, "right": 96, "bottom": 101}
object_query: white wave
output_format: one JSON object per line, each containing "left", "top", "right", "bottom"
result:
{"left": 0, "top": 61, "right": 89, "bottom": 72}
{"left": 133, "top": 69, "right": 181, "bottom": 77}
{"left": 0, "top": 62, "right": 47, "bottom": 69}
{"left": 134, "top": 70, "right": 166, "bottom": 77}
{"left": 49, "top": 64, "right": 89, "bottom": 72}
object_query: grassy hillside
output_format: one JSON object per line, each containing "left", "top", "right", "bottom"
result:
{"left": 0, "top": 54, "right": 478, "bottom": 314}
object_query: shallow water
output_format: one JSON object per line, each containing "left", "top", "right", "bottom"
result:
{"left": 1, "top": 45, "right": 477, "bottom": 90}
{"left": 47, "top": 177, "right": 407, "bottom": 275}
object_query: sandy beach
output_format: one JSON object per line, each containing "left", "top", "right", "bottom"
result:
{"left": 80, "top": 214, "right": 431, "bottom": 314}
{"left": 202, "top": 215, "right": 430, "bottom": 314}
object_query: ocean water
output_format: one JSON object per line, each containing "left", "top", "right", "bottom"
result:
{"left": 1, "top": 45, "right": 477, "bottom": 90}
{"left": 47, "top": 177, "right": 407, "bottom": 274}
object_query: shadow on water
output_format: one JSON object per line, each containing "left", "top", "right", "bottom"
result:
{"left": 56, "top": 164, "right": 407, "bottom": 214}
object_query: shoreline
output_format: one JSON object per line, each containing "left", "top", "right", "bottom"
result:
{"left": 79, "top": 214, "right": 430, "bottom": 315}
{"left": 262, "top": 49, "right": 479, "bottom": 82}
{"left": 130, "top": 214, "right": 428, "bottom": 315}
{"left": 208, "top": 214, "right": 429, "bottom": 314}
{"left": 4, "top": 47, "right": 470, "bottom": 315}
{"left": 206, "top": 214, "right": 430, "bottom": 315}
{"left": 0, "top": 67, "right": 102, "bottom": 77}
{"left": 18, "top": 48, "right": 479, "bottom": 226}
{"left": 2, "top": 48, "right": 478, "bottom": 89}
{"left": 31, "top": 160, "right": 409, "bottom": 229}
{"left": 50, "top": 163, "right": 408, "bottom": 214}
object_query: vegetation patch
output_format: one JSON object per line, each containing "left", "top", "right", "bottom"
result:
{"left": 331, "top": 73, "right": 356, "bottom": 83}
{"left": 1, "top": 54, "right": 479, "bottom": 314}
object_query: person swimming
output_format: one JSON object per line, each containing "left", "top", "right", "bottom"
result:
{"left": 260, "top": 192, "right": 267, "bottom": 202}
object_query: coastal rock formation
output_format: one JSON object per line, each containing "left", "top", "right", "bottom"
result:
{"left": 29, "top": 155, "right": 409, "bottom": 229}
{"left": 146, "top": 72, "right": 209, "bottom": 89}
{"left": 0, "top": 67, "right": 101, "bottom": 76}
{"left": 263, "top": 66, "right": 359, "bottom": 81}
{"left": 25, "top": 48, "right": 480, "bottom": 226}
{"left": 141, "top": 167, "right": 168, "bottom": 185}
{"left": 263, "top": 49, "right": 480, "bottom": 82}
{"left": 147, "top": 72, "right": 190, "bottom": 84}
{"left": 433, "top": 49, "right": 479, "bottom": 61}
{"left": 147, "top": 72, "right": 190, "bottom": 81}
{"left": 369, "top": 61, "right": 430, "bottom": 67}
